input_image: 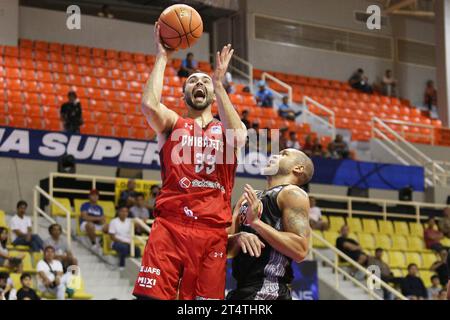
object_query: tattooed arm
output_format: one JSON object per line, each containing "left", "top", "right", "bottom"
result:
{"left": 247, "top": 184, "right": 310, "bottom": 262}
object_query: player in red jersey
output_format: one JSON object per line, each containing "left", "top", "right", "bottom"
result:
{"left": 132, "top": 23, "right": 247, "bottom": 300}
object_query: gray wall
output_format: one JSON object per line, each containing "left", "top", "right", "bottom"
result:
{"left": 245, "top": 0, "right": 436, "bottom": 105}
{"left": 0, "top": 0, "right": 19, "bottom": 46}
{"left": 18, "top": 6, "right": 210, "bottom": 62}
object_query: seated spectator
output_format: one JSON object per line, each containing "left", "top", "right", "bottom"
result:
{"left": 423, "top": 80, "right": 437, "bottom": 113}
{"left": 336, "top": 225, "right": 367, "bottom": 265}
{"left": 60, "top": 91, "right": 83, "bottom": 134}
{"left": 401, "top": 263, "right": 428, "bottom": 300}
{"left": 255, "top": 81, "right": 273, "bottom": 108}
{"left": 308, "top": 197, "right": 329, "bottom": 231}
{"left": 437, "top": 289, "right": 447, "bottom": 300}
{"left": 44, "top": 224, "right": 78, "bottom": 270}
{"left": 286, "top": 131, "right": 301, "bottom": 150}
{"left": 16, "top": 273, "right": 40, "bottom": 300}
{"left": 178, "top": 52, "right": 198, "bottom": 78}
{"left": 36, "top": 246, "right": 66, "bottom": 300}
{"left": 348, "top": 68, "right": 373, "bottom": 93}
{"left": 381, "top": 69, "right": 397, "bottom": 97}
{"left": 0, "top": 272, "right": 16, "bottom": 300}
{"left": 0, "top": 227, "right": 24, "bottom": 273}
{"left": 439, "top": 207, "right": 450, "bottom": 238}
{"left": 328, "top": 134, "right": 349, "bottom": 159}
{"left": 10, "top": 200, "right": 43, "bottom": 252}
{"left": 80, "top": 189, "right": 107, "bottom": 251}
{"left": 223, "top": 72, "right": 235, "bottom": 94}
{"left": 130, "top": 193, "right": 150, "bottom": 235}
{"left": 427, "top": 275, "right": 442, "bottom": 300}
{"left": 278, "top": 96, "right": 301, "bottom": 121}
{"left": 367, "top": 248, "right": 402, "bottom": 299}
{"left": 312, "top": 137, "right": 328, "bottom": 157}
{"left": 120, "top": 179, "right": 138, "bottom": 208}
{"left": 430, "top": 248, "right": 448, "bottom": 287}
{"left": 109, "top": 205, "right": 141, "bottom": 270}
{"left": 146, "top": 185, "right": 161, "bottom": 215}
{"left": 241, "top": 110, "right": 250, "bottom": 129}
{"left": 424, "top": 217, "right": 445, "bottom": 252}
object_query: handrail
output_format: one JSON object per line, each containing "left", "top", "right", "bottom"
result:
{"left": 261, "top": 72, "right": 293, "bottom": 106}
{"left": 302, "top": 96, "right": 336, "bottom": 139}
{"left": 130, "top": 218, "right": 151, "bottom": 258}
{"left": 311, "top": 231, "right": 407, "bottom": 300}
{"left": 381, "top": 119, "right": 435, "bottom": 145}
{"left": 33, "top": 186, "right": 72, "bottom": 250}
{"left": 371, "top": 117, "right": 446, "bottom": 187}
{"left": 229, "top": 54, "right": 253, "bottom": 93}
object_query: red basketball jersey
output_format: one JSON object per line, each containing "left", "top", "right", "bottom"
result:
{"left": 154, "top": 117, "right": 237, "bottom": 228}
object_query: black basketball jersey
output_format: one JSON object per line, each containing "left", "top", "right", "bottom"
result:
{"left": 231, "top": 184, "right": 306, "bottom": 299}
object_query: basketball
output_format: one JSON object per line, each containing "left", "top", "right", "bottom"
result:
{"left": 158, "top": 4, "right": 203, "bottom": 50}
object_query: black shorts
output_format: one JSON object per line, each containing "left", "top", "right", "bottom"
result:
{"left": 226, "top": 281, "right": 291, "bottom": 300}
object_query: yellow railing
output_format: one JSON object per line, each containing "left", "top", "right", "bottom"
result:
{"left": 310, "top": 231, "right": 407, "bottom": 300}
{"left": 309, "top": 192, "right": 446, "bottom": 223}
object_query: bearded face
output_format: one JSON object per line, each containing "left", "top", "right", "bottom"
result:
{"left": 184, "top": 73, "right": 215, "bottom": 110}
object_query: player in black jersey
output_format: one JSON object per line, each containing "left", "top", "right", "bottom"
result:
{"left": 227, "top": 148, "right": 314, "bottom": 300}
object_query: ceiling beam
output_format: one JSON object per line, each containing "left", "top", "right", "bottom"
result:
{"left": 385, "top": 0, "right": 417, "bottom": 14}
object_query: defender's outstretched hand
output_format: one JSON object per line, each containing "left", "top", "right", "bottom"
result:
{"left": 213, "top": 44, "right": 234, "bottom": 84}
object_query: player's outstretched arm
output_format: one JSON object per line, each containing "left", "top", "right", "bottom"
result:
{"left": 244, "top": 184, "right": 310, "bottom": 263}
{"left": 142, "top": 22, "right": 178, "bottom": 135}
{"left": 212, "top": 44, "right": 247, "bottom": 148}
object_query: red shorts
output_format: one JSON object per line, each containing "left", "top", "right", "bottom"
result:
{"left": 132, "top": 217, "right": 228, "bottom": 300}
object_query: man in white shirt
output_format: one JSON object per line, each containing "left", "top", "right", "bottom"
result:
{"left": 10, "top": 201, "right": 44, "bottom": 252}
{"left": 36, "top": 246, "right": 66, "bottom": 300}
{"left": 309, "top": 197, "right": 329, "bottom": 231}
{"left": 286, "top": 131, "right": 301, "bottom": 150}
{"left": 109, "top": 206, "right": 141, "bottom": 270}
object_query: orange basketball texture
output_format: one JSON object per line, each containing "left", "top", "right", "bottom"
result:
{"left": 158, "top": 4, "right": 203, "bottom": 50}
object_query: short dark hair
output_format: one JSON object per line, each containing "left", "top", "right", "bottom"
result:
{"left": 187, "top": 52, "right": 194, "bottom": 57}
{"left": 150, "top": 185, "right": 160, "bottom": 191}
{"left": 289, "top": 131, "right": 296, "bottom": 136}
{"left": 68, "top": 90, "right": 77, "bottom": 98}
{"left": 431, "top": 274, "right": 439, "bottom": 281}
{"left": 375, "top": 248, "right": 383, "bottom": 253}
{"left": 20, "top": 273, "right": 32, "bottom": 281}
{"left": 135, "top": 192, "right": 145, "bottom": 199}
{"left": 44, "top": 245, "right": 55, "bottom": 252}
{"left": 0, "top": 272, "right": 9, "bottom": 280}
{"left": 117, "top": 204, "right": 128, "bottom": 211}
{"left": 357, "top": 68, "right": 364, "bottom": 73}
{"left": 407, "top": 263, "right": 417, "bottom": 270}
{"left": 17, "top": 200, "right": 28, "bottom": 209}
{"left": 48, "top": 223, "right": 61, "bottom": 234}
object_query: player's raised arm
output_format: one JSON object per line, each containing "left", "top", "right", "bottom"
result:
{"left": 244, "top": 184, "right": 310, "bottom": 263}
{"left": 212, "top": 44, "right": 247, "bottom": 148}
{"left": 142, "top": 23, "right": 178, "bottom": 135}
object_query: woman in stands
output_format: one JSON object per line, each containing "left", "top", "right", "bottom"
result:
{"left": 0, "top": 227, "right": 24, "bottom": 273}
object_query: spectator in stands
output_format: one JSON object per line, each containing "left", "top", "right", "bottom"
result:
{"left": 146, "top": 185, "right": 161, "bottom": 215}
{"left": 120, "top": 179, "right": 138, "bottom": 208}
{"left": 255, "top": 81, "right": 273, "bottom": 108}
{"left": 381, "top": 69, "right": 397, "bottom": 97}
{"left": 308, "top": 197, "right": 329, "bottom": 231}
{"left": 286, "top": 131, "right": 301, "bottom": 150}
{"left": 328, "top": 134, "right": 349, "bottom": 159}
{"left": 0, "top": 227, "right": 24, "bottom": 273}
{"left": 16, "top": 273, "right": 40, "bottom": 300}
{"left": 44, "top": 224, "right": 77, "bottom": 270}
{"left": 423, "top": 80, "right": 437, "bottom": 113}
{"left": 438, "top": 289, "right": 447, "bottom": 300}
{"left": 367, "top": 248, "right": 401, "bottom": 299}
{"left": 80, "top": 189, "right": 106, "bottom": 252}
{"left": 424, "top": 217, "right": 445, "bottom": 252}
{"left": 36, "top": 246, "right": 66, "bottom": 300}
{"left": 0, "top": 272, "right": 16, "bottom": 300}
{"left": 428, "top": 274, "right": 442, "bottom": 299}
{"left": 430, "top": 248, "right": 448, "bottom": 287}
{"left": 10, "top": 200, "right": 43, "bottom": 252}
{"left": 439, "top": 207, "right": 450, "bottom": 238}
{"left": 401, "top": 263, "right": 428, "bottom": 300}
{"left": 109, "top": 205, "right": 141, "bottom": 270}
{"left": 278, "top": 96, "right": 301, "bottom": 121}
{"left": 223, "top": 72, "right": 235, "bottom": 94}
{"left": 241, "top": 109, "right": 250, "bottom": 129}
{"left": 130, "top": 193, "right": 150, "bottom": 235}
{"left": 348, "top": 68, "right": 373, "bottom": 93}
{"left": 336, "top": 225, "right": 367, "bottom": 265}
{"left": 178, "top": 52, "right": 198, "bottom": 78}
{"left": 60, "top": 91, "right": 83, "bottom": 134}
{"left": 278, "top": 128, "right": 288, "bottom": 151}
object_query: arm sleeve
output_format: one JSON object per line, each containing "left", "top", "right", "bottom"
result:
{"left": 36, "top": 261, "right": 45, "bottom": 273}
{"left": 109, "top": 220, "right": 117, "bottom": 235}
{"left": 9, "top": 218, "right": 17, "bottom": 230}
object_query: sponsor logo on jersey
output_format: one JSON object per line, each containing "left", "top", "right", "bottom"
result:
{"left": 137, "top": 276, "right": 157, "bottom": 289}
{"left": 210, "top": 125, "right": 222, "bottom": 134}
{"left": 184, "top": 123, "right": 193, "bottom": 130}
{"left": 209, "top": 251, "right": 224, "bottom": 259}
{"left": 184, "top": 206, "right": 198, "bottom": 219}
{"left": 140, "top": 266, "right": 161, "bottom": 276}
{"left": 191, "top": 179, "right": 225, "bottom": 193}
{"left": 179, "top": 177, "right": 191, "bottom": 188}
